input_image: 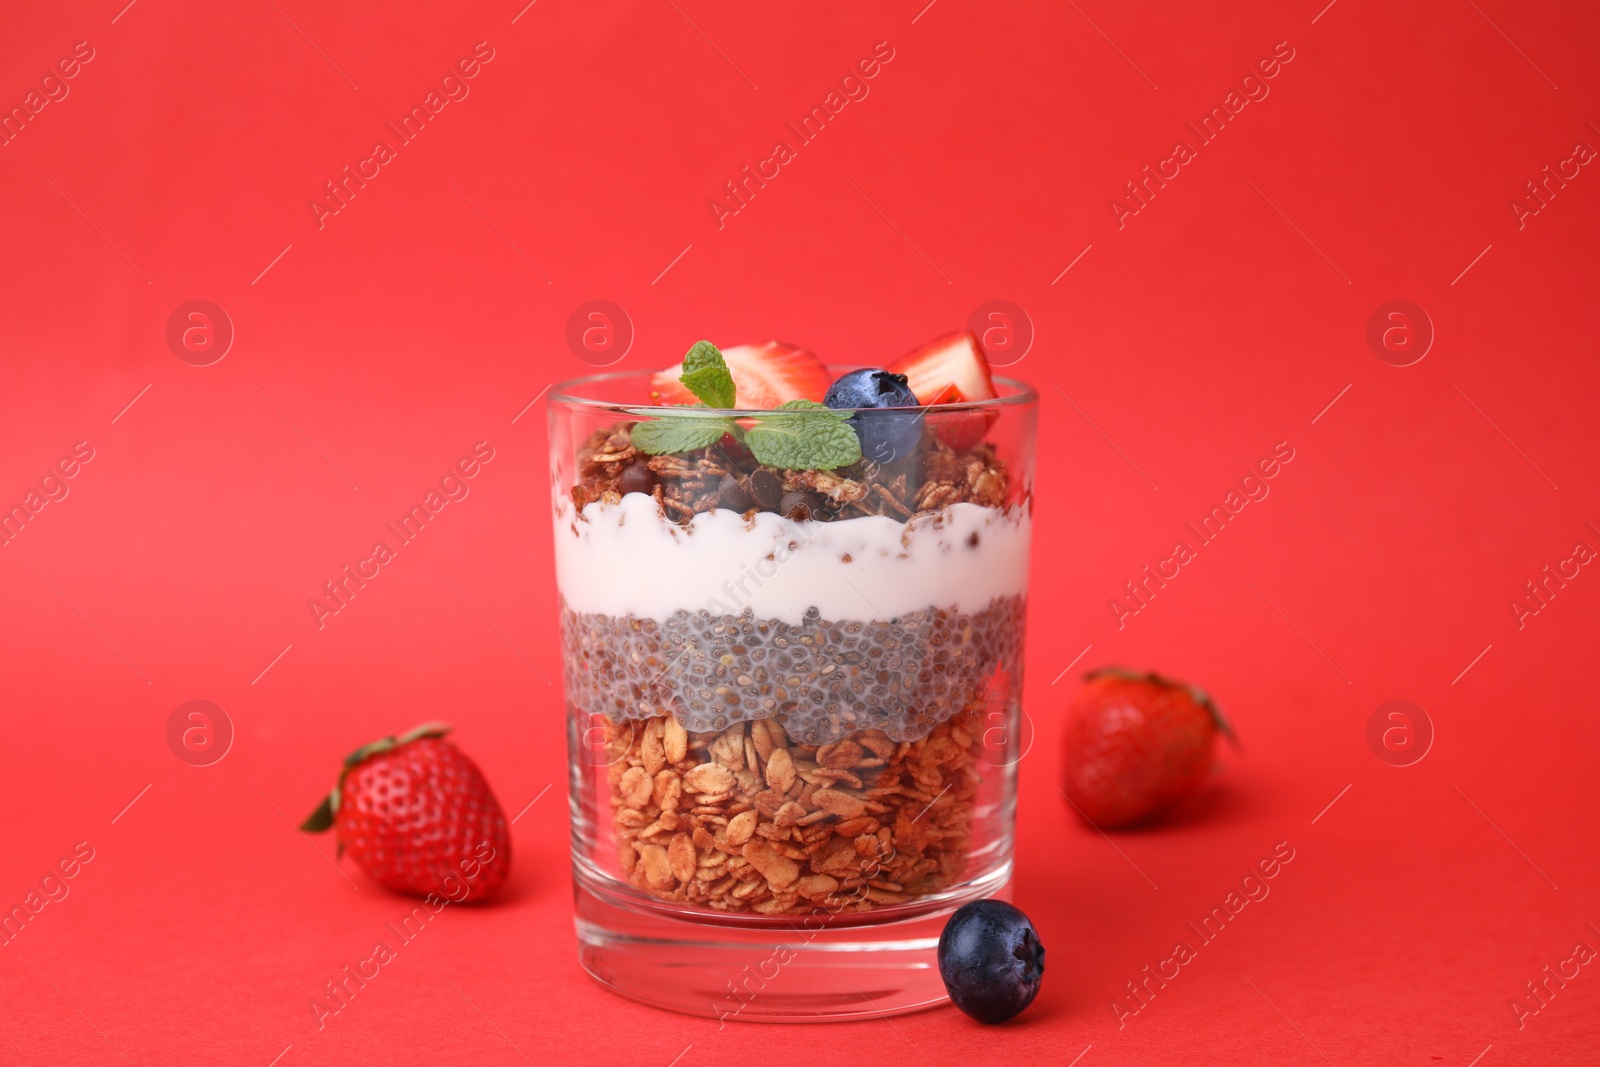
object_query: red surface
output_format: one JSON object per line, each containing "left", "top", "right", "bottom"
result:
{"left": 2, "top": 1, "right": 1598, "bottom": 1063}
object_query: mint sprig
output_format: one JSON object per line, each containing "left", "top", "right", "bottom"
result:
{"left": 631, "top": 346, "right": 863, "bottom": 471}
{"left": 746, "top": 399, "right": 861, "bottom": 470}
{"left": 630, "top": 342, "right": 739, "bottom": 457}
{"left": 678, "top": 340, "right": 736, "bottom": 409}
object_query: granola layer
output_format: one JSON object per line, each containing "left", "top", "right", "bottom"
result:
{"left": 570, "top": 423, "right": 1016, "bottom": 524}
{"left": 604, "top": 708, "right": 984, "bottom": 914}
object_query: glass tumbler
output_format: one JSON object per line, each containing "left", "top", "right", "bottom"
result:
{"left": 548, "top": 369, "right": 1037, "bottom": 1021}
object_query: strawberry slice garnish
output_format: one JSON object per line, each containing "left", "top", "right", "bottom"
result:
{"left": 924, "top": 383, "right": 997, "bottom": 453}
{"left": 887, "top": 330, "right": 998, "bottom": 406}
{"left": 649, "top": 341, "right": 829, "bottom": 409}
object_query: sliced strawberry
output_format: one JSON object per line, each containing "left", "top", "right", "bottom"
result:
{"left": 924, "top": 382, "right": 998, "bottom": 453}
{"left": 648, "top": 341, "right": 829, "bottom": 409}
{"left": 648, "top": 374, "right": 698, "bottom": 406}
{"left": 888, "top": 330, "right": 998, "bottom": 405}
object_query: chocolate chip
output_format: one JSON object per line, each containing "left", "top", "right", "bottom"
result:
{"left": 779, "top": 490, "right": 823, "bottom": 521}
{"left": 719, "top": 473, "right": 753, "bottom": 512}
{"left": 967, "top": 532, "right": 980, "bottom": 547}
{"left": 747, "top": 468, "right": 784, "bottom": 511}
{"left": 618, "top": 460, "right": 656, "bottom": 497}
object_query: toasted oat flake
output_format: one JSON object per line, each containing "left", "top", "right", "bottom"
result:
{"left": 684, "top": 762, "right": 736, "bottom": 794}
{"left": 725, "top": 809, "right": 758, "bottom": 846}
{"left": 619, "top": 766, "right": 652, "bottom": 808}
{"left": 638, "top": 844, "right": 674, "bottom": 889}
{"left": 668, "top": 832, "right": 697, "bottom": 882}
{"left": 765, "top": 749, "right": 797, "bottom": 793}
{"left": 663, "top": 717, "right": 689, "bottom": 764}
{"left": 741, "top": 839, "right": 800, "bottom": 888}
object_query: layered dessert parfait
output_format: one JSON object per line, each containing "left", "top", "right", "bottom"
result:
{"left": 553, "top": 332, "right": 1032, "bottom": 918}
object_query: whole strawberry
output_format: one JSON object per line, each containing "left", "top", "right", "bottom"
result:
{"left": 301, "top": 723, "right": 511, "bottom": 902}
{"left": 1061, "top": 669, "right": 1235, "bottom": 828}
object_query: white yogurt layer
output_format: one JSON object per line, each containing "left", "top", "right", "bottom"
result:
{"left": 553, "top": 492, "right": 1030, "bottom": 625}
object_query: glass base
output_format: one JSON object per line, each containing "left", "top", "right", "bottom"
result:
{"left": 573, "top": 863, "right": 1012, "bottom": 1022}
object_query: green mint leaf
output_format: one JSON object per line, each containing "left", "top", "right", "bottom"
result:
{"left": 746, "top": 403, "right": 862, "bottom": 470}
{"left": 630, "top": 412, "right": 739, "bottom": 455}
{"left": 681, "top": 340, "right": 724, "bottom": 377}
{"left": 770, "top": 398, "right": 851, "bottom": 418}
{"left": 678, "top": 341, "right": 736, "bottom": 409}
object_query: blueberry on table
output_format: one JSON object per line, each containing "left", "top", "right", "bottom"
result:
{"left": 823, "top": 369, "right": 922, "bottom": 464}
{"left": 938, "top": 899, "right": 1045, "bottom": 1023}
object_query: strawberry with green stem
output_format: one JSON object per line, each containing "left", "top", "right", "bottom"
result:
{"left": 301, "top": 723, "right": 511, "bottom": 902}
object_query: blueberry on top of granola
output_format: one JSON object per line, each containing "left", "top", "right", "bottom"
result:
{"left": 823, "top": 368, "right": 922, "bottom": 465}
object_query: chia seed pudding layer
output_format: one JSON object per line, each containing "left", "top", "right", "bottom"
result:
{"left": 560, "top": 595, "right": 1025, "bottom": 745}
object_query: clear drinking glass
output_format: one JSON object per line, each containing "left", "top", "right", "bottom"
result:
{"left": 548, "top": 369, "right": 1037, "bottom": 1021}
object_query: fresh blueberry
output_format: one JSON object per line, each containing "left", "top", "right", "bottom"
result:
{"left": 823, "top": 369, "right": 922, "bottom": 465}
{"left": 937, "top": 899, "right": 1045, "bottom": 1024}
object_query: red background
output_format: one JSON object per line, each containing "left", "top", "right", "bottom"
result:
{"left": 2, "top": 0, "right": 1598, "bottom": 1063}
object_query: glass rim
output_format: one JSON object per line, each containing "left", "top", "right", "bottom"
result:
{"left": 548, "top": 366, "right": 1039, "bottom": 415}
